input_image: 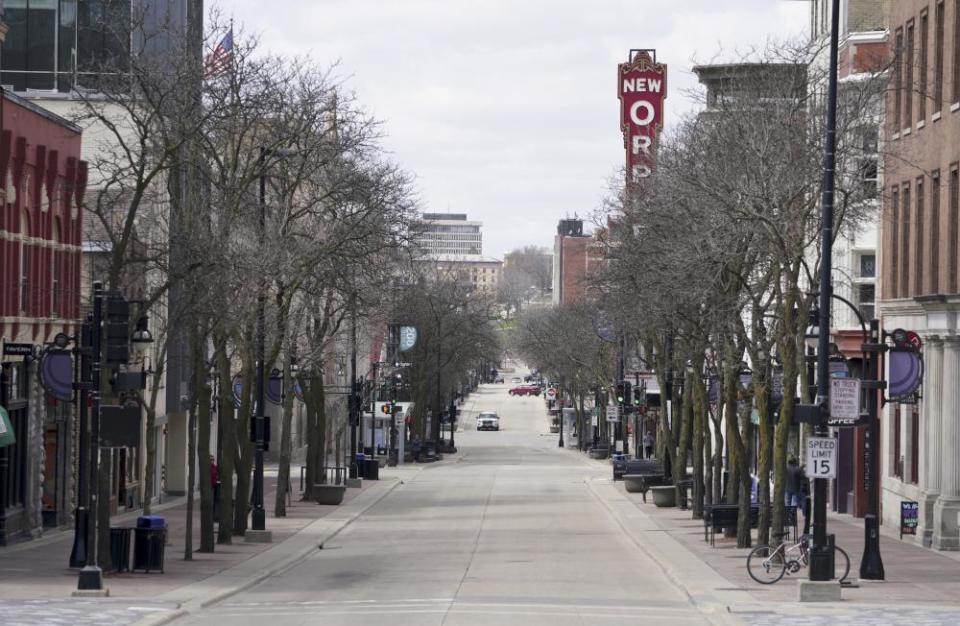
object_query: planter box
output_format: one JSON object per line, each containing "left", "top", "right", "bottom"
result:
{"left": 650, "top": 485, "right": 676, "bottom": 508}
{"left": 313, "top": 484, "right": 346, "bottom": 506}
{"left": 588, "top": 448, "right": 609, "bottom": 460}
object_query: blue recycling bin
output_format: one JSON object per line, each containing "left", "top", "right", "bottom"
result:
{"left": 133, "top": 516, "right": 166, "bottom": 573}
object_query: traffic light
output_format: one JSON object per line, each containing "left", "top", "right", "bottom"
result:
{"left": 103, "top": 292, "right": 131, "bottom": 365}
{"left": 615, "top": 383, "right": 625, "bottom": 404}
{"left": 623, "top": 382, "right": 632, "bottom": 406}
{"left": 633, "top": 385, "right": 645, "bottom": 406}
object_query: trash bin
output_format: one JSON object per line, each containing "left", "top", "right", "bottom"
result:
{"left": 133, "top": 516, "right": 166, "bottom": 573}
{"left": 355, "top": 453, "right": 367, "bottom": 479}
{"left": 109, "top": 527, "right": 132, "bottom": 573}
{"left": 364, "top": 456, "right": 379, "bottom": 480}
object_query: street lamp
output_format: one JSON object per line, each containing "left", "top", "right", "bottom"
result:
{"left": 249, "top": 146, "right": 296, "bottom": 541}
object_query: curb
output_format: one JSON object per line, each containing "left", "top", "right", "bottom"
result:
{"left": 130, "top": 478, "right": 403, "bottom": 626}
{"left": 584, "top": 478, "right": 744, "bottom": 626}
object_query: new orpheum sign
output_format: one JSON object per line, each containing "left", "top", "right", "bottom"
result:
{"left": 618, "top": 50, "right": 667, "bottom": 182}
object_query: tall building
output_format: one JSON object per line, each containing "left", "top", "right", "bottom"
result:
{"left": 416, "top": 213, "right": 482, "bottom": 257}
{"left": 880, "top": 0, "right": 960, "bottom": 551}
{"left": 1, "top": 0, "right": 194, "bottom": 530}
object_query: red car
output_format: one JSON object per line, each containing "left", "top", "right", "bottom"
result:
{"left": 509, "top": 385, "right": 541, "bottom": 396}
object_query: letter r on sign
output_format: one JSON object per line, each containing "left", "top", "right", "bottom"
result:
{"left": 632, "top": 135, "right": 652, "bottom": 156}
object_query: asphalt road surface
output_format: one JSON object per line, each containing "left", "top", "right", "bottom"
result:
{"left": 177, "top": 370, "right": 709, "bottom": 626}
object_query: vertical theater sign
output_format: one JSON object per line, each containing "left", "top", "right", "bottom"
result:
{"left": 618, "top": 50, "right": 667, "bottom": 183}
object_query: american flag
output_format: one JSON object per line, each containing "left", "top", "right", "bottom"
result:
{"left": 204, "top": 29, "right": 233, "bottom": 79}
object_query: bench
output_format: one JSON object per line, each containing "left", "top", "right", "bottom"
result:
{"left": 613, "top": 459, "right": 663, "bottom": 481}
{"left": 623, "top": 473, "right": 668, "bottom": 502}
{"left": 703, "top": 504, "right": 798, "bottom": 546}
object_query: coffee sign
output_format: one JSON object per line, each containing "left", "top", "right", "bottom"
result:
{"left": 618, "top": 50, "right": 667, "bottom": 183}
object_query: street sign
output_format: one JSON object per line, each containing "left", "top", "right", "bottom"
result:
{"left": 2, "top": 342, "right": 33, "bottom": 356}
{"left": 399, "top": 326, "right": 417, "bottom": 352}
{"left": 829, "top": 377, "right": 861, "bottom": 424}
{"left": 806, "top": 437, "right": 837, "bottom": 479}
{"left": 546, "top": 387, "right": 557, "bottom": 400}
{"left": 606, "top": 405, "right": 620, "bottom": 422}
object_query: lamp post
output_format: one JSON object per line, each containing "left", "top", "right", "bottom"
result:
{"left": 807, "top": 0, "right": 842, "bottom": 583}
{"left": 77, "top": 282, "right": 105, "bottom": 591}
{"left": 250, "top": 147, "right": 270, "bottom": 539}
{"left": 68, "top": 321, "right": 92, "bottom": 569}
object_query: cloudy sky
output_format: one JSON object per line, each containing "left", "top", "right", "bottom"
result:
{"left": 226, "top": 1, "right": 810, "bottom": 259}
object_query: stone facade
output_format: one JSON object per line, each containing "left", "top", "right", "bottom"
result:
{"left": 880, "top": 0, "right": 960, "bottom": 550}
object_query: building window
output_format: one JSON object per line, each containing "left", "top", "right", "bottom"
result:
{"left": 890, "top": 186, "right": 900, "bottom": 298}
{"left": 894, "top": 28, "right": 904, "bottom": 130}
{"left": 893, "top": 404, "right": 903, "bottom": 478}
{"left": 936, "top": 2, "right": 945, "bottom": 111}
{"left": 920, "top": 11, "right": 929, "bottom": 121}
{"left": 916, "top": 177, "right": 925, "bottom": 294}
{"left": 858, "top": 284, "right": 876, "bottom": 321}
{"left": 858, "top": 125, "right": 879, "bottom": 198}
{"left": 1, "top": 0, "right": 131, "bottom": 92}
{"left": 931, "top": 171, "right": 941, "bottom": 292}
{"left": 901, "top": 183, "right": 911, "bottom": 297}
{"left": 910, "top": 405, "right": 920, "bottom": 484}
{"left": 859, "top": 253, "right": 876, "bottom": 278}
{"left": 51, "top": 219, "right": 61, "bottom": 316}
{"left": 954, "top": 0, "right": 960, "bottom": 103}
{"left": 950, "top": 166, "right": 959, "bottom": 292}
{"left": 905, "top": 20, "right": 915, "bottom": 128}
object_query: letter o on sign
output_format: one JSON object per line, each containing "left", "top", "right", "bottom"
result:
{"left": 629, "top": 100, "right": 655, "bottom": 126}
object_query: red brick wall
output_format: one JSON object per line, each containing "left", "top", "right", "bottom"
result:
{"left": 0, "top": 93, "right": 86, "bottom": 342}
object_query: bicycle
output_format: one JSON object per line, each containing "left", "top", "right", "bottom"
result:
{"left": 746, "top": 534, "right": 850, "bottom": 584}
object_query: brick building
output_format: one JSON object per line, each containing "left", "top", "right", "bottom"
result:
{"left": 0, "top": 89, "right": 86, "bottom": 544}
{"left": 551, "top": 219, "right": 603, "bottom": 306}
{"left": 880, "top": 0, "right": 960, "bottom": 550}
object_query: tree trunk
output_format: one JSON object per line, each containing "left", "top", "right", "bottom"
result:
{"left": 675, "top": 371, "right": 694, "bottom": 503}
{"left": 755, "top": 364, "right": 773, "bottom": 546}
{"left": 141, "top": 339, "right": 168, "bottom": 516}
{"left": 692, "top": 372, "right": 706, "bottom": 518}
{"left": 275, "top": 350, "right": 294, "bottom": 517}
{"left": 216, "top": 339, "right": 235, "bottom": 544}
{"left": 233, "top": 350, "right": 254, "bottom": 536}
{"left": 197, "top": 375, "right": 214, "bottom": 553}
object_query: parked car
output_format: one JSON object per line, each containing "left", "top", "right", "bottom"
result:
{"left": 494, "top": 376, "right": 504, "bottom": 383}
{"left": 476, "top": 411, "right": 500, "bottom": 431}
{"left": 509, "top": 385, "right": 541, "bottom": 396}
{"left": 511, "top": 376, "right": 523, "bottom": 383}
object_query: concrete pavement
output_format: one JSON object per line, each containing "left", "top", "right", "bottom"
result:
{"left": 172, "top": 379, "right": 713, "bottom": 626}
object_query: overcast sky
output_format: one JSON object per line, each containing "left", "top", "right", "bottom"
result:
{"left": 226, "top": 1, "right": 810, "bottom": 259}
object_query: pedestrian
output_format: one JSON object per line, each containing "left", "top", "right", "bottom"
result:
{"left": 785, "top": 456, "right": 803, "bottom": 507}
{"left": 209, "top": 454, "right": 219, "bottom": 489}
{"left": 800, "top": 465, "right": 812, "bottom": 536}
{"left": 642, "top": 432, "right": 654, "bottom": 459}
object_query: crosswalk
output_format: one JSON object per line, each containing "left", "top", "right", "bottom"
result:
{"left": 0, "top": 599, "right": 179, "bottom": 626}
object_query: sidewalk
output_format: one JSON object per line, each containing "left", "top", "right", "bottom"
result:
{"left": 0, "top": 464, "right": 406, "bottom": 602}
{"left": 595, "top": 463, "right": 960, "bottom": 609}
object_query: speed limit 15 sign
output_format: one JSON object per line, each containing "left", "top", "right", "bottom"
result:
{"left": 806, "top": 437, "right": 837, "bottom": 479}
